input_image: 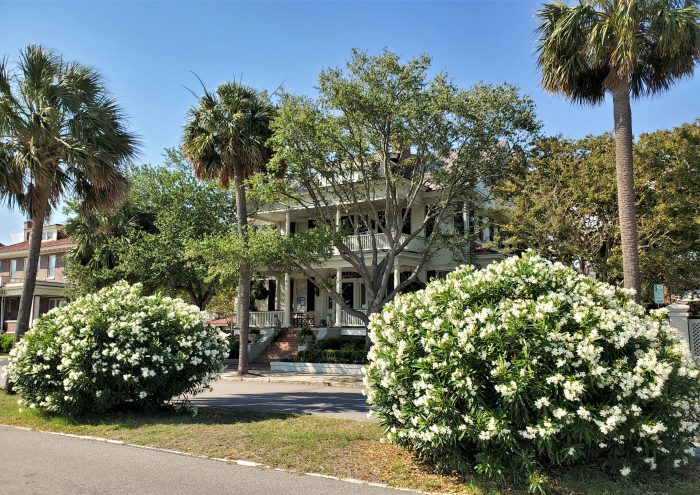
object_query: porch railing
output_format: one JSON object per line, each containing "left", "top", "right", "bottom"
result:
{"left": 342, "top": 309, "right": 367, "bottom": 327}
{"left": 248, "top": 310, "right": 284, "bottom": 328}
{"left": 341, "top": 233, "right": 423, "bottom": 254}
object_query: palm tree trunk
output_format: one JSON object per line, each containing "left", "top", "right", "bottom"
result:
{"left": 611, "top": 84, "right": 642, "bottom": 304}
{"left": 233, "top": 164, "right": 250, "bottom": 375}
{"left": 5, "top": 214, "right": 46, "bottom": 394}
{"left": 14, "top": 215, "right": 46, "bottom": 342}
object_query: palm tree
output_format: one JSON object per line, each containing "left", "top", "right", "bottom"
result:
{"left": 182, "top": 82, "right": 274, "bottom": 375}
{"left": 0, "top": 45, "right": 138, "bottom": 342}
{"left": 536, "top": 0, "right": 700, "bottom": 302}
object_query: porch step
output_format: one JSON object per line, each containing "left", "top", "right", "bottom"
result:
{"left": 255, "top": 329, "right": 303, "bottom": 363}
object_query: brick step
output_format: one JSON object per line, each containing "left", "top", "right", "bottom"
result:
{"left": 253, "top": 329, "right": 307, "bottom": 363}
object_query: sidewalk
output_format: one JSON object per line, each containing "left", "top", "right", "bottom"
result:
{"left": 220, "top": 369, "right": 363, "bottom": 389}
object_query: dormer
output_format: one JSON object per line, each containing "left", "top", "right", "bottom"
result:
{"left": 23, "top": 221, "right": 65, "bottom": 242}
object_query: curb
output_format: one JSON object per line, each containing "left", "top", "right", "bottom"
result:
{"left": 220, "top": 374, "right": 364, "bottom": 390}
{"left": 0, "top": 423, "right": 429, "bottom": 494}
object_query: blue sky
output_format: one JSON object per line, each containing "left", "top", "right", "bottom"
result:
{"left": 1, "top": 0, "right": 698, "bottom": 244}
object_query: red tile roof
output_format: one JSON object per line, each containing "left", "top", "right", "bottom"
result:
{"left": 0, "top": 237, "right": 74, "bottom": 254}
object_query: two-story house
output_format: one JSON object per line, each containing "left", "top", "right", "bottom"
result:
{"left": 243, "top": 181, "right": 503, "bottom": 337}
{"left": 0, "top": 222, "right": 73, "bottom": 333}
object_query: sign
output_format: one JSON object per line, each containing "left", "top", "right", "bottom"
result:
{"left": 653, "top": 284, "right": 664, "bottom": 305}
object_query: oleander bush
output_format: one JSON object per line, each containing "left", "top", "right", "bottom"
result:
{"left": 6, "top": 282, "right": 226, "bottom": 415}
{"left": 0, "top": 333, "right": 13, "bottom": 353}
{"left": 364, "top": 252, "right": 700, "bottom": 492}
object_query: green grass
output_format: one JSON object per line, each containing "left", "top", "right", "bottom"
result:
{"left": 0, "top": 393, "right": 697, "bottom": 494}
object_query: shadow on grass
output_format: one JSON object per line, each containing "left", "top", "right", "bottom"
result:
{"left": 11, "top": 401, "right": 300, "bottom": 431}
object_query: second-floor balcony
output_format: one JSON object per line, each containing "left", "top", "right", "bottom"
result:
{"left": 340, "top": 233, "right": 424, "bottom": 254}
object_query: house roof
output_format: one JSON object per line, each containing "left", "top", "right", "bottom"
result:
{"left": 0, "top": 237, "right": 74, "bottom": 255}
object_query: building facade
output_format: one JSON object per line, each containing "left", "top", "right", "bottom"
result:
{"left": 0, "top": 222, "right": 73, "bottom": 333}
{"left": 245, "top": 185, "right": 503, "bottom": 335}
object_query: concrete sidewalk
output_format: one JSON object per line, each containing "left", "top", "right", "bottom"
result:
{"left": 222, "top": 369, "right": 364, "bottom": 389}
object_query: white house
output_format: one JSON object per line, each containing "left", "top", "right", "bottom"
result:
{"left": 243, "top": 180, "right": 504, "bottom": 336}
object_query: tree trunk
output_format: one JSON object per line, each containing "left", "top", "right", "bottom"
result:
{"left": 5, "top": 214, "right": 45, "bottom": 394}
{"left": 611, "top": 84, "right": 642, "bottom": 303}
{"left": 14, "top": 214, "right": 46, "bottom": 342}
{"left": 233, "top": 164, "right": 250, "bottom": 376}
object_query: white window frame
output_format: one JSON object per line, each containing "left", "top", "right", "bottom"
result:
{"left": 10, "top": 259, "right": 17, "bottom": 278}
{"left": 48, "top": 298, "right": 66, "bottom": 310}
{"left": 47, "top": 254, "right": 56, "bottom": 279}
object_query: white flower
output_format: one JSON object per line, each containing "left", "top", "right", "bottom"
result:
{"left": 620, "top": 467, "right": 631, "bottom": 476}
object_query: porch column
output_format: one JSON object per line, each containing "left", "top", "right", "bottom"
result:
{"left": 284, "top": 211, "right": 291, "bottom": 236}
{"left": 283, "top": 273, "right": 291, "bottom": 327}
{"left": 334, "top": 268, "right": 342, "bottom": 327}
{"left": 0, "top": 296, "right": 5, "bottom": 332}
{"left": 668, "top": 304, "right": 690, "bottom": 350}
{"left": 30, "top": 295, "right": 41, "bottom": 326}
{"left": 393, "top": 261, "right": 401, "bottom": 291}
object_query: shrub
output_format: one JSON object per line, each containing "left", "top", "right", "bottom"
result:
{"left": 298, "top": 337, "right": 367, "bottom": 364}
{"left": 6, "top": 282, "right": 226, "bottom": 415}
{"left": 227, "top": 333, "right": 241, "bottom": 359}
{"left": 0, "top": 333, "right": 13, "bottom": 353}
{"left": 299, "top": 326, "right": 315, "bottom": 345}
{"left": 364, "top": 252, "right": 700, "bottom": 490}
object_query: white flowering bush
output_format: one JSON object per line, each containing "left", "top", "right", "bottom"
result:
{"left": 7, "top": 282, "right": 226, "bottom": 415}
{"left": 364, "top": 252, "right": 700, "bottom": 490}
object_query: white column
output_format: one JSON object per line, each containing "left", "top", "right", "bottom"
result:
{"left": 335, "top": 268, "right": 342, "bottom": 327}
{"left": 668, "top": 304, "right": 690, "bottom": 349}
{"left": 0, "top": 296, "right": 5, "bottom": 332}
{"left": 30, "top": 295, "right": 41, "bottom": 326}
{"left": 283, "top": 273, "right": 291, "bottom": 327}
{"left": 393, "top": 261, "right": 401, "bottom": 290}
{"left": 335, "top": 208, "right": 341, "bottom": 231}
{"left": 284, "top": 211, "right": 291, "bottom": 236}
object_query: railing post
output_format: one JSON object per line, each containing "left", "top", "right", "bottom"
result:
{"left": 667, "top": 304, "right": 690, "bottom": 349}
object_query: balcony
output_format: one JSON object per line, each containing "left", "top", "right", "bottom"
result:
{"left": 340, "top": 233, "right": 424, "bottom": 254}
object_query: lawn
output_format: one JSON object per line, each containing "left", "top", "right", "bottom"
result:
{"left": 0, "top": 393, "right": 698, "bottom": 495}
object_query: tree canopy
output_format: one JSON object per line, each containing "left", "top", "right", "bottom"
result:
{"left": 265, "top": 49, "right": 540, "bottom": 322}
{"left": 495, "top": 121, "right": 700, "bottom": 302}
{"left": 65, "top": 149, "right": 236, "bottom": 308}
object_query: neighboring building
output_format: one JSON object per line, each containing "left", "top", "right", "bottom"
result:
{"left": 246, "top": 182, "right": 503, "bottom": 336}
{"left": 0, "top": 222, "right": 73, "bottom": 333}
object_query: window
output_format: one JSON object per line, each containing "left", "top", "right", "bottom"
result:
{"left": 360, "top": 283, "right": 367, "bottom": 309}
{"left": 48, "top": 299, "right": 66, "bottom": 310}
{"left": 41, "top": 230, "right": 56, "bottom": 241}
{"left": 401, "top": 208, "right": 411, "bottom": 235}
{"left": 10, "top": 259, "right": 17, "bottom": 278}
{"left": 47, "top": 255, "right": 56, "bottom": 278}
{"left": 453, "top": 202, "right": 465, "bottom": 235}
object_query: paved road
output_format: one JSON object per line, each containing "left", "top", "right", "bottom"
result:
{"left": 191, "top": 380, "right": 370, "bottom": 420}
{"left": 0, "top": 426, "right": 411, "bottom": 495}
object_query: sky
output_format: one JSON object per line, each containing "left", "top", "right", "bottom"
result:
{"left": 1, "top": 0, "right": 698, "bottom": 244}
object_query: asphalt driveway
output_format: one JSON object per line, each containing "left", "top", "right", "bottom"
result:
{"left": 191, "top": 379, "right": 370, "bottom": 420}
